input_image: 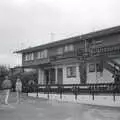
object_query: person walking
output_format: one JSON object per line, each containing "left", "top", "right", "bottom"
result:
{"left": 1, "top": 75, "right": 12, "bottom": 105}
{"left": 16, "top": 77, "right": 22, "bottom": 104}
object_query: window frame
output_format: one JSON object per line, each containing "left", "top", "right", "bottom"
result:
{"left": 57, "top": 47, "right": 63, "bottom": 55}
{"left": 89, "top": 63, "right": 95, "bottom": 72}
{"left": 24, "top": 53, "right": 34, "bottom": 61}
{"left": 64, "top": 44, "right": 74, "bottom": 52}
{"left": 66, "top": 66, "right": 76, "bottom": 78}
{"left": 37, "top": 49, "right": 48, "bottom": 59}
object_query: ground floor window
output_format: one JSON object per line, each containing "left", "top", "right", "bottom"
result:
{"left": 89, "top": 64, "right": 95, "bottom": 72}
{"left": 67, "top": 66, "right": 76, "bottom": 78}
{"left": 89, "top": 61, "right": 103, "bottom": 73}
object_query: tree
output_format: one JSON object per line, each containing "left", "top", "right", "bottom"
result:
{"left": 0, "top": 65, "right": 10, "bottom": 89}
{"left": 9, "top": 69, "right": 38, "bottom": 91}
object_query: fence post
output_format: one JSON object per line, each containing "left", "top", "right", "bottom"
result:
{"left": 60, "top": 86, "right": 62, "bottom": 99}
{"left": 75, "top": 86, "right": 77, "bottom": 100}
{"left": 47, "top": 85, "right": 49, "bottom": 99}
{"left": 92, "top": 85, "right": 94, "bottom": 100}
{"left": 26, "top": 86, "right": 28, "bottom": 96}
{"left": 36, "top": 85, "right": 38, "bottom": 98}
{"left": 113, "top": 84, "right": 116, "bottom": 102}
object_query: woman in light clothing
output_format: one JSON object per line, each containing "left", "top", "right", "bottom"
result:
{"left": 16, "top": 77, "right": 22, "bottom": 103}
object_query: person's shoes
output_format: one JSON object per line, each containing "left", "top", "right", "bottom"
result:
{"left": 4, "top": 103, "right": 9, "bottom": 105}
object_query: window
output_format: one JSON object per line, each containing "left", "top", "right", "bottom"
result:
{"left": 96, "top": 62, "right": 103, "bottom": 72}
{"left": 89, "top": 62, "right": 103, "bottom": 73}
{"left": 69, "top": 44, "right": 74, "bottom": 51}
{"left": 57, "top": 47, "right": 63, "bottom": 55}
{"left": 89, "top": 64, "right": 95, "bottom": 72}
{"left": 67, "top": 66, "right": 76, "bottom": 78}
{"left": 64, "top": 44, "right": 74, "bottom": 52}
{"left": 24, "top": 53, "right": 34, "bottom": 61}
{"left": 37, "top": 49, "right": 48, "bottom": 59}
{"left": 91, "top": 40, "right": 103, "bottom": 48}
{"left": 65, "top": 46, "right": 68, "bottom": 52}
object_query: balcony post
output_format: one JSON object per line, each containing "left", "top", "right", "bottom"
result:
{"left": 38, "top": 68, "right": 44, "bottom": 84}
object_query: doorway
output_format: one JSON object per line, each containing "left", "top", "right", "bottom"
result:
{"left": 79, "top": 62, "right": 87, "bottom": 84}
{"left": 57, "top": 68, "right": 63, "bottom": 84}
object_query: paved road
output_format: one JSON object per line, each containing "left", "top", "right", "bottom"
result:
{"left": 0, "top": 92, "right": 120, "bottom": 120}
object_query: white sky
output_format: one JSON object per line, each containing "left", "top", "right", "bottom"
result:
{"left": 0, "top": 0, "right": 120, "bottom": 67}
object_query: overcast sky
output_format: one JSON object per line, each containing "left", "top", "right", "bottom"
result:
{"left": 0, "top": 0, "right": 120, "bottom": 67}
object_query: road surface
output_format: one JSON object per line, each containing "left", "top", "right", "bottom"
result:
{"left": 0, "top": 92, "right": 120, "bottom": 120}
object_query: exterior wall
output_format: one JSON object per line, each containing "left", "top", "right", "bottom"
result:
{"left": 38, "top": 68, "right": 44, "bottom": 84}
{"left": 22, "top": 40, "right": 84, "bottom": 67}
{"left": 87, "top": 63, "right": 114, "bottom": 83}
{"left": 20, "top": 28, "right": 120, "bottom": 85}
{"left": 94, "top": 34, "right": 120, "bottom": 47}
{"left": 102, "top": 69, "right": 114, "bottom": 83}
{"left": 114, "top": 58, "right": 120, "bottom": 64}
{"left": 62, "top": 63, "right": 80, "bottom": 84}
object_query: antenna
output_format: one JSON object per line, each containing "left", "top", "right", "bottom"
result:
{"left": 20, "top": 42, "right": 24, "bottom": 50}
{"left": 50, "top": 32, "right": 55, "bottom": 42}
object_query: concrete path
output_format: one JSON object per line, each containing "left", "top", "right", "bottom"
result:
{"left": 0, "top": 92, "right": 120, "bottom": 120}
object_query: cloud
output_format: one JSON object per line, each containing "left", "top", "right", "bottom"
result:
{"left": 0, "top": 0, "right": 120, "bottom": 67}
{"left": 0, "top": 54, "right": 21, "bottom": 66}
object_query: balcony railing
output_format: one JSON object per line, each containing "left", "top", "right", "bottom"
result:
{"left": 23, "top": 58, "right": 50, "bottom": 67}
{"left": 90, "top": 45, "right": 120, "bottom": 56}
{"left": 50, "top": 51, "right": 76, "bottom": 61}
{"left": 77, "top": 44, "right": 120, "bottom": 58}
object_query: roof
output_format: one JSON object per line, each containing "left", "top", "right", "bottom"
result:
{"left": 15, "top": 25, "right": 120, "bottom": 54}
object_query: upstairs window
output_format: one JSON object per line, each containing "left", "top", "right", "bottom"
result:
{"left": 24, "top": 53, "right": 34, "bottom": 61}
{"left": 67, "top": 66, "right": 76, "bottom": 78}
{"left": 37, "top": 49, "right": 48, "bottom": 59}
{"left": 57, "top": 47, "right": 63, "bottom": 55}
{"left": 64, "top": 44, "right": 74, "bottom": 52}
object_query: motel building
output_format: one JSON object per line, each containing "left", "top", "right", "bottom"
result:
{"left": 15, "top": 26, "right": 120, "bottom": 85}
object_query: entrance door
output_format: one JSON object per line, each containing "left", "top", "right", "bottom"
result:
{"left": 44, "top": 70, "right": 49, "bottom": 84}
{"left": 57, "top": 68, "right": 63, "bottom": 84}
{"left": 50, "top": 68, "right": 55, "bottom": 84}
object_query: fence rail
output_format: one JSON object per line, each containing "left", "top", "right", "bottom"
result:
{"left": 22, "top": 83, "right": 120, "bottom": 101}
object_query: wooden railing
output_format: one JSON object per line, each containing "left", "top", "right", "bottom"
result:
{"left": 49, "top": 45, "right": 120, "bottom": 61}
{"left": 50, "top": 51, "right": 76, "bottom": 61}
{"left": 77, "top": 44, "right": 120, "bottom": 57}
{"left": 90, "top": 45, "right": 120, "bottom": 56}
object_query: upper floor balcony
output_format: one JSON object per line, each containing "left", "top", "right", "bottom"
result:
{"left": 22, "top": 58, "right": 50, "bottom": 68}
{"left": 22, "top": 43, "right": 120, "bottom": 67}
{"left": 49, "top": 51, "right": 77, "bottom": 61}
{"left": 77, "top": 44, "right": 120, "bottom": 58}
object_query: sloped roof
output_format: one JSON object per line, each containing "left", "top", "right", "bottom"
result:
{"left": 15, "top": 25, "right": 120, "bottom": 53}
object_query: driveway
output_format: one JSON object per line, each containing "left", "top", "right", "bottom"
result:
{"left": 0, "top": 92, "right": 120, "bottom": 120}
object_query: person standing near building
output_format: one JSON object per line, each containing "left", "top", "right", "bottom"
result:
{"left": 16, "top": 77, "right": 22, "bottom": 103}
{"left": 1, "top": 75, "right": 12, "bottom": 105}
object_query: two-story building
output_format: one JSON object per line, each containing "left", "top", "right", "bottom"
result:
{"left": 15, "top": 26, "right": 120, "bottom": 85}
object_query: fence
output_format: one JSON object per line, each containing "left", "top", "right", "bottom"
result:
{"left": 23, "top": 83, "right": 120, "bottom": 101}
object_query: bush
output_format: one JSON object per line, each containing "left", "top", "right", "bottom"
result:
{"left": 9, "top": 70, "right": 38, "bottom": 91}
